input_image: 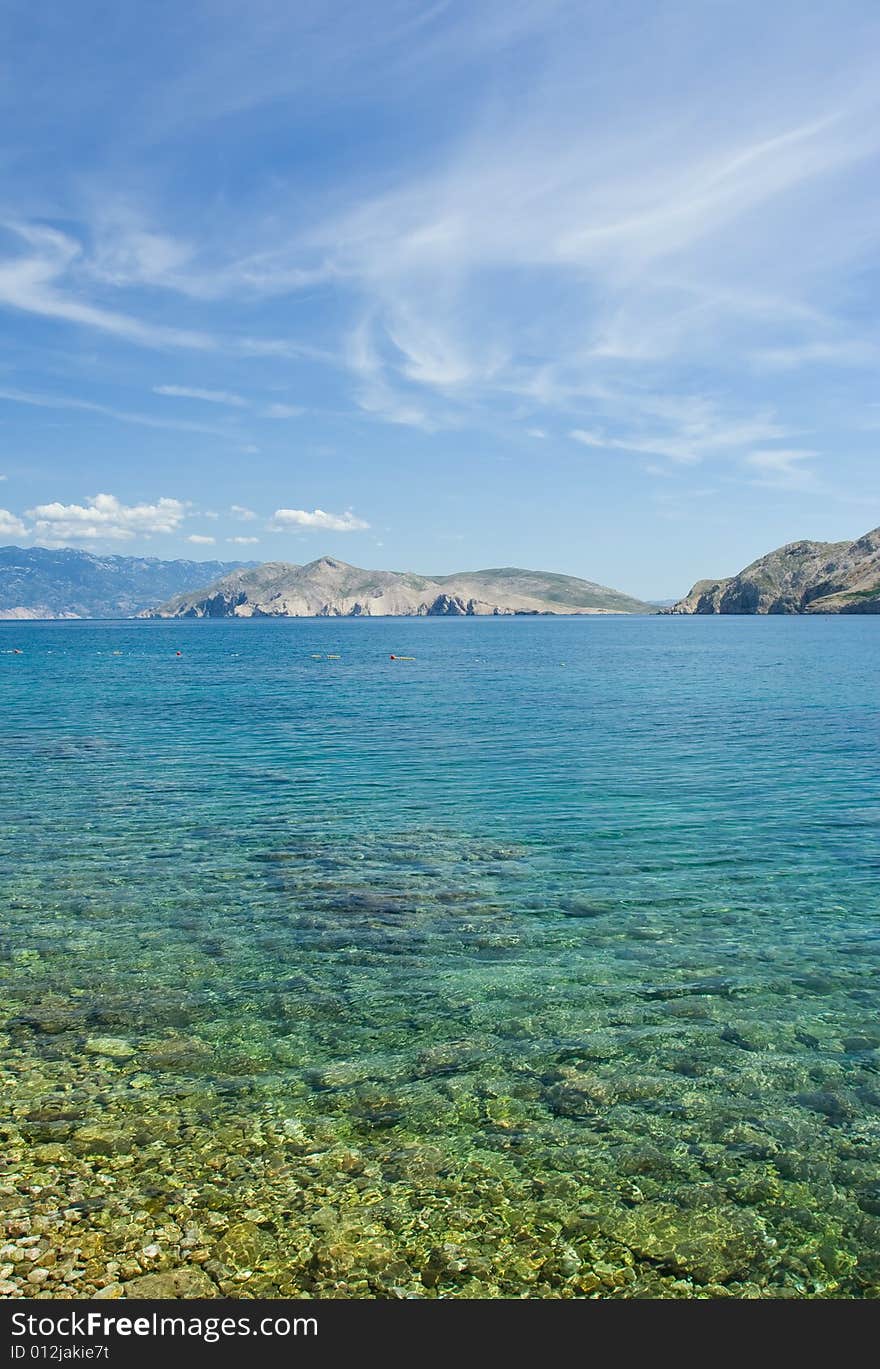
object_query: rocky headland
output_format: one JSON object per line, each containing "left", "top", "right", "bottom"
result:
{"left": 665, "top": 525, "right": 880, "bottom": 615}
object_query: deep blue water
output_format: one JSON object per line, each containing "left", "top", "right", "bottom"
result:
{"left": 1, "top": 616, "right": 879, "bottom": 1297}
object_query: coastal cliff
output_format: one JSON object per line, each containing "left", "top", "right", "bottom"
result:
{"left": 665, "top": 526, "right": 880, "bottom": 615}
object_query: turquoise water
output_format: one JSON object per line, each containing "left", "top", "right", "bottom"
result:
{"left": 1, "top": 616, "right": 879, "bottom": 1298}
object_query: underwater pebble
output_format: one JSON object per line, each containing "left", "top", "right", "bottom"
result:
{"left": 84, "top": 1036, "right": 136, "bottom": 1060}
{"left": 93, "top": 1283, "right": 125, "bottom": 1299}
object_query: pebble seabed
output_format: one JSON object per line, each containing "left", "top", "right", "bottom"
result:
{"left": 2, "top": 823, "right": 879, "bottom": 1301}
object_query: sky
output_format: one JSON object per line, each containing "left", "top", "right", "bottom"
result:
{"left": 1, "top": 1, "right": 879, "bottom": 598}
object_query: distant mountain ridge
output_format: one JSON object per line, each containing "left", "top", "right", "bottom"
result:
{"left": 9, "top": 528, "right": 877, "bottom": 621}
{"left": 0, "top": 546, "right": 258, "bottom": 620}
{"left": 665, "top": 525, "right": 880, "bottom": 614}
{"left": 149, "top": 556, "right": 652, "bottom": 617}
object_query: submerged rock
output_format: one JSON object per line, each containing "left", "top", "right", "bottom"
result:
{"left": 141, "top": 1036, "right": 212, "bottom": 1071}
{"left": 546, "top": 1068, "right": 618, "bottom": 1117}
{"left": 602, "top": 1203, "right": 774, "bottom": 1284}
{"left": 85, "top": 1036, "right": 136, "bottom": 1060}
{"left": 93, "top": 1283, "right": 125, "bottom": 1299}
{"left": 123, "top": 1268, "right": 218, "bottom": 1298}
{"left": 561, "top": 896, "right": 613, "bottom": 918}
{"left": 211, "top": 1221, "right": 279, "bottom": 1271}
{"left": 796, "top": 1089, "right": 857, "bottom": 1122}
{"left": 71, "top": 1124, "right": 135, "bottom": 1157}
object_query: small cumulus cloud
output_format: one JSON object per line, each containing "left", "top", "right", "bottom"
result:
{"left": 230, "top": 504, "right": 258, "bottom": 520}
{"left": 26, "top": 493, "right": 186, "bottom": 541}
{"left": 0, "top": 508, "right": 27, "bottom": 538}
{"left": 154, "top": 385, "right": 246, "bottom": 406}
{"left": 228, "top": 535, "right": 260, "bottom": 544}
{"left": 269, "top": 508, "right": 369, "bottom": 532}
{"left": 527, "top": 428, "right": 546, "bottom": 439}
{"left": 187, "top": 533, "right": 216, "bottom": 544}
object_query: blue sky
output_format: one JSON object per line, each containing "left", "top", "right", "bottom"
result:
{"left": 1, "top": 0, "right": 879, "bottom": 597}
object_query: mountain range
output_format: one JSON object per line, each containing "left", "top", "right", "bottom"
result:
{"left": 0, "top": 546, "right": 257, "bottom": 620}
{"left": 149, "top": 557, "right": 652, "bottom": 617}
{"left": 665, "top": 525, "right": 880, "bottom": 614}
{"left": 3, "top": 525, "right": 879, "bottom": 620}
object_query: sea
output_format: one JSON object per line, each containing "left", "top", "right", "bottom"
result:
{"left": 1, "top": 615, "right": 878, "bottom": 1298}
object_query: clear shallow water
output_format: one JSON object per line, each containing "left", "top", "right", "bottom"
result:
{"left": 1, "top": 615, "right": 879, "bottom": 1298}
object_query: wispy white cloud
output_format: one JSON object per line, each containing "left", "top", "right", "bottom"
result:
{"left": 0, "top": 220, "right": 331, "bottom": 367}
{"left": 154, "top": 385, "right": 308, "bottom": 421}
{"left": 227, "top": 535, "right": 260, "bottom": 545}
{"left": 269, "top": 507, "right": 369, "bottom": 532}
{"left": 751, "top": 341, "right": 880, "bottom": 369}
{"left": 745, "top": 448, "right": 819, "bottom": 489}
{"left": 262, "top": 402, "right": 304, "bottom": 419}
{"left": 85, "top": 215, "right": 195, "bottom": 289}
{"left": 5, "top": 12, "right": 878, "bottom": 456}
{"left": 155, "top": 384, "right": 247, "bottom": 406}
{"left": 301, "top": 61, "right": 880, "bottom": 435}
{"left": 26, "top": 493, "right": 186, "bottom": 542}
{"left": 0, "top": 223, "right": 218, "bottom": 350}
{"left": 347, "top": 318, "right": 437, "bottom": 430}
{"left": 570, "top": 429, "right": 604, "bottom": 448}
{"left": 230, "top": 504, "right": 258, "bottom": 520}
{"left": 0, "top": 386, "right": 237, "bottom": 439}
{"left": 186, "top": 533, "right": 216, "bottom": 544}
{"left": 571, "top": 401, "right": 790, "bottom": 465}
